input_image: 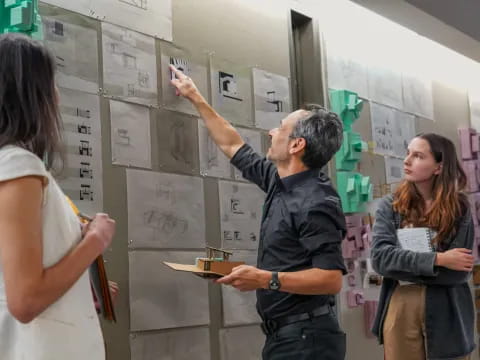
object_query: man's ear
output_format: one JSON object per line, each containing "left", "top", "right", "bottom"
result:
{"left": 289, "top": 137, "right": 306, "bottom": 155}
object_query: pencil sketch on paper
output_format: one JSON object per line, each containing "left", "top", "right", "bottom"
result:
{"left": 170, "top": 120, "right": 189, "bottom": 164}
{"left": 127, "top": 169, "right": 205, "bottom": 249}
{"left": 219, "top": 181, "right": 264, "bottom": 250}
{"left": 218, "top": 71, "right": 242, "bottom": 102}
{"left": 119, "top": 0, "right": 147, "bottom": 10}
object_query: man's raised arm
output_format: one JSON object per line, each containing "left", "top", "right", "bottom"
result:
{"left": 170, "top": 65, "right": 244, "bottom": 159}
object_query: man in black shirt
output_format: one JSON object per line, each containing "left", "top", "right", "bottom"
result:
{"left": 170, "top": 65, "right": 347, "bottom": 360}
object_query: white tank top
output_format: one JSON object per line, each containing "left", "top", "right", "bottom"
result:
{"left": 0, "top": 145, "right": 105, "bottom": 360}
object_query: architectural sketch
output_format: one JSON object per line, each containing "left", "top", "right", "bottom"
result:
{"left": 156, "top": 110, "right": 199, "bottom": 175}
{"left": 56, "top": 88, "right": 103, "bottom": 215}
{"left": 42, "top": 0, "right": 172, "bottom": 40}
{"left": 393, "top": 111, "right": 415, "bottom": 158}
{"left": 210, "top": 56, "right": 253, "bottom": 127}
{"left": 253, "top": 68, "right": 291, "bottom": 130}
{"left": 370, "top": 102, "right": 395, "bottom": 156}
{"left": 42, "top": 14, "right": 99, "bottom": 94}
{"left": 160, "top": 45, "right": 208, "bottom": 116}
{"left": 119, "top": 0, "right": 147, "bottom": 10}
{"left": 110, "top": 100, "right": 152, "bottom": 169}
{"left": 219, "top": 181, "right": 265, "bottom": 250}
{"left": 198, "top": 122, "right": 232, "bottom": 179}
{"left": 368, "top": 65, "right": 403, "bottom": 110}
{"left": 129, "top": 251, "right": 209, "bottom": 331}
{"left": 102, "top": 23, "right": 157, "bottom": 106}
{"left": 127, "top": 169, "right": 205, "bottom": 249}
{"left": 402, "top": 74, "right": 434, "bottom": 120}
{"left": 385, "top": 156, "right": 404, "bottom": 184}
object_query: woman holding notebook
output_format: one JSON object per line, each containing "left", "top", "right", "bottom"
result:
{"left": 371, "top": 133, "right": 475, "bottom": 360}
{"left": 0, "top": 34, "right": 115, "bottom": 360}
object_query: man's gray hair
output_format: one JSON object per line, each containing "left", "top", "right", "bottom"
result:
{"left": 290, "top": 104, "right": 343, "bottom": 169}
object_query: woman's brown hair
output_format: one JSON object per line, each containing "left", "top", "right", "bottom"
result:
{"left": 0, "top": 33, "right": 63, "bottom": 170}
{"left": 393, "top": 133, "right": 468, "bottom": 248}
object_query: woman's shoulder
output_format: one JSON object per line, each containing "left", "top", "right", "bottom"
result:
{"left": 0, "top": 145, "right": 48, "bottom": 179}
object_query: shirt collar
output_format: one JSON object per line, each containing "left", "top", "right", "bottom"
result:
{"left": 280, "top": 168, "right": 323, "bottom": 191}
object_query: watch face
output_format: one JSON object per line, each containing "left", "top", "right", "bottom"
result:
{"left": 269, "top": 280, "right": 280, "bottom": 290}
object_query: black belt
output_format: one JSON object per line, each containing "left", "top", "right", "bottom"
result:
{"left": 261, "top": 304, "right": 331, "bottom": 335}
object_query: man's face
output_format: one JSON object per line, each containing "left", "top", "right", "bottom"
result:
{"left": 267, "top": 110, "right": 308, "bottom": 163}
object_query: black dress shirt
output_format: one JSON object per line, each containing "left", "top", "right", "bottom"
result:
{"left": 231, "top": 144, "right": 347, "bottom": 320}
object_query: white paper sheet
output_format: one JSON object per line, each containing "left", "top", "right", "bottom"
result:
{"left": 219, "top": 181, "right": 265, "bottom": 250}
{"left": 41, "top": 0, "right": 172, "bottom": 40}
{"left": 326, "top": 54, "right": 369, "bottom": 98}
{"left": 55, "top": 88, "right": 103, "bottom": 215}
{"left": 385, "top": 156, "right": 404, "bottom": 184}
{"left": 253, "top": 68, "right": 291, "bottom": 131}
{"left": 210, "top": 57, "right": 254, "bottom": 127}
{"left": 402, "top": 74, "right": 434, "bottom": 120}
{"left": 110, "top": 100, "right": 152, "bottom": 169}
{"left": 42, "top": 15, "right": 99, "bottom": 94}
{"left": 370, "top": 102, "right": 395, "bottom": 156}
{"left": 127, "top": 169, "right": 206, "bottom": 249}
{"left": 159, "top": 44, "right": 209, "bottom": 116}
{"left": 393, "top": 111, "right": 416, "bottom": 158}
{"left": 198, "top": 121, "right": 232, "bottom": 179}
{"left": 368, "top": 65, "right": 403, "bottom": 110}
{"left": 102, "top": 23, "right": 157, "bottom": 106}
{"left": 129, "top": 251, "right": 209, "bottom": 331}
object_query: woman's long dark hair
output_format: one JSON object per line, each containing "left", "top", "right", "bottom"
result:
{"left": 393, "top": 133, "right": 468, "bottom": 248}
{"left": 0, "top": 33, "right": 63, "bottom": 170}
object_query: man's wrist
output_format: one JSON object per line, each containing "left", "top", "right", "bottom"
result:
{"left": 190, "top": 92, "right": 206, "bottom": 106}
{"left": 260, "top": 270, "right": 272, "bottom": 289}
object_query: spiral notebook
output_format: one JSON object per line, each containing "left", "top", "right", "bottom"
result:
{"left": 396, "top": 227, "right": 435, "bottom": 253}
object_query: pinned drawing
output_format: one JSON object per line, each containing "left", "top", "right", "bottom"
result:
{"left": 160, "top": 43, "right": 208, "bottom": 116}
{"left": 41, "top": 12, "right": 99, "bottom": 94}
{"left": 370, "top": 102, "right": 394, "bottom": 156}
{"left": 110, "top": 100, "right": 152, "bottom": 169}
{"left": 127, "top": 169, "right": 206, "bottom": 249}
{"left": 55, "top": 88, "right": 103, "bottom": 215}
{"left": 253, "top": 68, "right": 291, "bottom": 130}
{"left": 368, "top": 65, "right": 403, "bottom": 110}
{"left": 402, "top": 74, "right": 434, "bottom": 120}
{"left": 129, "top": 251, "right": 209, "bottom": 331}
{"left": 102, "top": 23, "right": 157, "bottom": 106}
{"left": 156, "top": 110, "right": 199, "bottom": 175}
{"left": 210, "top": 57, "right": 253, "bottom": 126}
{"left": 385, "top": 156, "right": 404, "bottom": 184}
{"left": 219, "top": 181, "right": 265, "bottom": 250}
{"left": 393, "top": 111, "right": 415, "bottom": 158}
{"left": 198, "top": 122, "right": 232, "bottom": 179}
{"left": 42, "top": 0, "right": 172, "bottom": 41}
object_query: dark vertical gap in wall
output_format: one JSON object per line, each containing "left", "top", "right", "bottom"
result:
{"left": 290, "top": 10, "right": 324, "bottom": 107}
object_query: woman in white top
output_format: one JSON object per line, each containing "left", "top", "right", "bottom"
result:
{"left": 0, "top": 33, "right": 115, "bottom": 359}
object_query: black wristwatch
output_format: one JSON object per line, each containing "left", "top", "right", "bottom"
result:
{"left": 268, "top": 271, "right": 281, "bottom": 291}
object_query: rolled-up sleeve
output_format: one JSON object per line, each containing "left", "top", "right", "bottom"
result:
{"left": 230, "top": 144, "right": 277, "bottom": 193}
{"left": 298, "top": 203, "right": 347, "bottom": 275}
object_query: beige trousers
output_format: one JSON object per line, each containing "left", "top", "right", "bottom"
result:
{"left": 383, "top": 284, "right": 471, "bottom": 360}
